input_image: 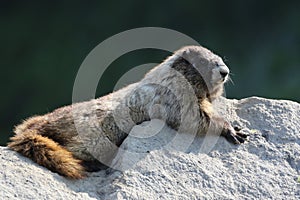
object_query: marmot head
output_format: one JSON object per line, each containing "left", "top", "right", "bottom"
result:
{"left": 176, "top": 46, "right": 229, "bottom": 87}
{"left": 171, "top": 45, "right": 230, "bottom": 100}
{"left": 143, "top": 45, "right": 230, "bottom": 101}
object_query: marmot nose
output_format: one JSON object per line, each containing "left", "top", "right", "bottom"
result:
{"left": 220, "top": 71, "right": 228, "bottom": 78}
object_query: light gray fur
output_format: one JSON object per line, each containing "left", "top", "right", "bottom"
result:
{"left": 66, "top": 45, "right": 230, "bottom": 165}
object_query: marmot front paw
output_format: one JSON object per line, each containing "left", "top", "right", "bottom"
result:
{"left": 222, "top": 126, "right": 249, "bottom": 144}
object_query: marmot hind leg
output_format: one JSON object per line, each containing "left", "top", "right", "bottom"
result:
{"left": 8, "top": 130, "right": 86, "bottom": 179}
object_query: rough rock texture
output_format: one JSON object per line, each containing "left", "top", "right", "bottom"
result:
{"left": 1, "top": 97, "right": 299, "bottom": 199}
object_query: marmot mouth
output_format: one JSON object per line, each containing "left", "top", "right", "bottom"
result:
{"left": 217, "top": 78, "right": 226, "bottom": 83}
{"left": 222, "top": 76, "right": 229, "bottom": 83}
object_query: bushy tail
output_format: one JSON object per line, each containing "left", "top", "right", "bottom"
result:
{"left": 8, "top": 130, "right": 85, "bottom": 179}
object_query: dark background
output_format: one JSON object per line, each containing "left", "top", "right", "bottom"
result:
{"left": 1, "top": 0, "right": 299, "bottom": 145}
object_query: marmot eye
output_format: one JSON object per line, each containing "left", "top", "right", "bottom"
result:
{"left": 215, "top": 61, "right": 224, "bottom": 67}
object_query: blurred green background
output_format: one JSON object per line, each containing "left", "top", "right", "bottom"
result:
{"left": 1, "top": 0, "right": 299, "bottom": 145}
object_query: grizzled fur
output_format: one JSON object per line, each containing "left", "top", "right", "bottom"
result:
{"left": 8, "top": 45, "right": 248, "bottom": 179}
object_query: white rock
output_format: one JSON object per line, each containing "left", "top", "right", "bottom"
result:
{"left": 1, "top": 97, "right": 300, "bottom": 199}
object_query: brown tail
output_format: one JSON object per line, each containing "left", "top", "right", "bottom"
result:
{"left": 8, "top": 130, "right": 85, "bottom": 179}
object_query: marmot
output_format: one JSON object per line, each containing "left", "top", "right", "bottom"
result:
{"left": 8, "top": 45, "right": 248, "bottom": 179}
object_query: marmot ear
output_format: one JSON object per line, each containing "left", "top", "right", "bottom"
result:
{"left": 180, "top": 49, "right": 192, "bottom": 63}
{"left": 181, "top": 48, "right": 190, "bottom": 58}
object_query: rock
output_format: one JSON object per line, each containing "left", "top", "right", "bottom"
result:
{"left": 1, "top": 97, "right": 300, "bottom": 199}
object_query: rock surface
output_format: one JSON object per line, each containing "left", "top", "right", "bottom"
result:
{"left": 1, "top": 97, "right": 299, "bottom": 199}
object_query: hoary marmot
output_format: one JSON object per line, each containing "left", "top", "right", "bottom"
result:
{"left": 8, "top": 45, "right": 248, "bottom": 179}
